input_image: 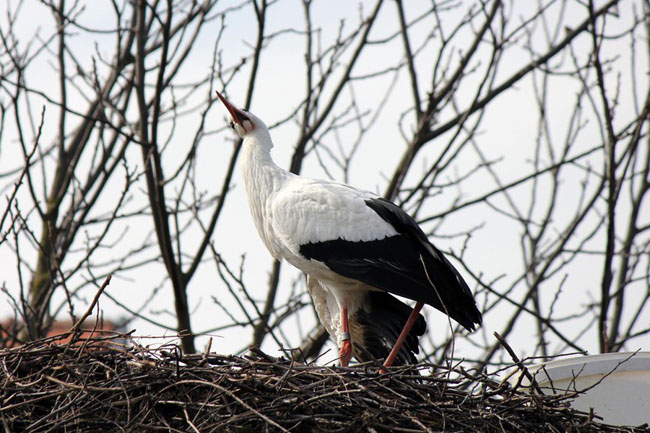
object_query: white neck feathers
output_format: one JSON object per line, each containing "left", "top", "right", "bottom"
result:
{"left": 240, "top": 132, "right": 290, "bottom": 258}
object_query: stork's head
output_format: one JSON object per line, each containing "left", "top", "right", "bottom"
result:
{"left": 216, "top": 91, "right": 266, "bottom": 139}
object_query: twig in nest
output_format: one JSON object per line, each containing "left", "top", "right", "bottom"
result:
{"left": 69, "top": 274, "right": 112, "bottom": 334}
{"left": 494, "top": 331, "right": 544, "bottom": 395}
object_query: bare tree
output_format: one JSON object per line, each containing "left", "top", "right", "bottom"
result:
{"left": 0, "top": 0, "right": 230, "bottom": 352}
{"left": 1, "top": 0, "right": 648, "bottom": 367}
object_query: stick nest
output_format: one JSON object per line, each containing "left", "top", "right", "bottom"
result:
{"left": 0, "top": 333, "right": 646, "bottom": 432}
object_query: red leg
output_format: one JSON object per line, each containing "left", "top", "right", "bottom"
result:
{"left": 382, "top": 301, "right": 424, "bottom": 371}
{"left": 339, "top": 307, "right": 352, "bottom": 367}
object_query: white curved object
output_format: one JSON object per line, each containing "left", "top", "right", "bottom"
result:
{"left": 518, "top": 352, "right": 650, "bottom": 426}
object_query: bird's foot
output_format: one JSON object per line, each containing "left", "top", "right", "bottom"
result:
{"left": 339, "top": 333, "right": 352, "bottom": 367}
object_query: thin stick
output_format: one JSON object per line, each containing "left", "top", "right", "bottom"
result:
{"left": 69, "top": 275, "right": 112, "bottom": 334}
{"left": 494, "top": 331, "right": 543, "bottom": 396}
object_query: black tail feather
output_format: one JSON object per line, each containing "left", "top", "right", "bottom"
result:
{"left": 351, "top": 292, "right": 426, "bottom": 366}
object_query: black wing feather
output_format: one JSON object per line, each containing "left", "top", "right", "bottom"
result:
{"left": 300, "top": 197, "right": 482, "bottom": 331}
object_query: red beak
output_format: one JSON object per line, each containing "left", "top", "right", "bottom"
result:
{"left": 216, "top": 91, "right": 250, "bottom": 126}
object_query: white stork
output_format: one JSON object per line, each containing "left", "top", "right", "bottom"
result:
{"left": 216, "top": 91, "right": 481, "bottom": 368}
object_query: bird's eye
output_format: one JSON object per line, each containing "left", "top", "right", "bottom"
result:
{"left": 228, "top": 121, "right": 235, "bottom": 129}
